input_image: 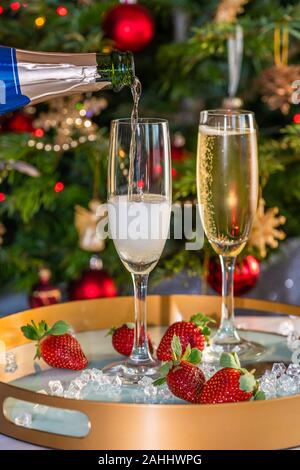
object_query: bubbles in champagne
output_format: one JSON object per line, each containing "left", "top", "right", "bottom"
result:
{"left": 197, "top": 125, "right": 258, "bottom": 257}
{"left": 108, "top": 194, "right": 171, "bottom": 274}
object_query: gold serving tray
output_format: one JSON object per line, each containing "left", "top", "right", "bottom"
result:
{"left": 0, "top": 295, "right": 300, "bottom": 450}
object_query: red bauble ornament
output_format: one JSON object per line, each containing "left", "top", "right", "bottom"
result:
{"left": 103, "top": 2, "right": 154, "bottom": 52}
{"left": 5, "top": 112, "right": 34, "bottom": 133}
{"left": 293, "top": 113, "right": 300, "bottom": 124}
{"left": 207, "top": 255, "right": 260, "bottom": 296}
{"left": 171, "top": 132, "right": 187, "bottom": 161}
{"left": 29, "top": 268, "right": 62, "bottom": 308}
{"left": 69, "top": 259, "right": 117, "bottom": 301}
{"left": 171, "top": 144, "right": 186, "bottom": 161}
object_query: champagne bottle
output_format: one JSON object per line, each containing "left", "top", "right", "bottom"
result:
{"left": 0, "top": 46, "right": 135, "bottom": 115}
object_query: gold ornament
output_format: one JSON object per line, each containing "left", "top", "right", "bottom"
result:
{"left": 75, "top": 199, "right": 106, "bottom": 252}
{"left": 257, "top": 26, "right": 300, "bottom": 114}
{"left": 258, "top": 64, "right": 300, "bottom": 114}
{"left": 248, "top": 198, "right": 286, "bottom": 258}
{"left": 0, "top": 223, "right": 6, "bottom": 246}
{"left": 215, "top": 0, "right": 248, "bottom": 23}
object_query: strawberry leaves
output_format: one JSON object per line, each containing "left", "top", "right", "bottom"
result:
{"left": 21, "top": 320, "right": 69, "bottom": 341}
{"left": 182, "top": 343, "right": 202, "bottom": 364}
{"left": 219, "top": 352, "right": 265, "bottom": 400}
{"left": 21, "top": 320, "right": 70, "bottom": 360}
{"left": 48, "top": 321, "right": 69, "bottom": 336}
{"left": 188, "top": 348, "right": 202, "bottom": 365}
{"left": 220, "top": 352, "right": 241, "bottom": 369}
{"left": 239, "top": 373, "right": 256, "bottom": 392}
{"left": 171, "top": 334, "right": 182, "bottom": 362}
{"left": 253, "top": 390, "right": 266, "bottom": 401}
{"left": 190, "top": 313, "right": 215, "bottom": 343}
{"left": 154, "top": 334, "right": 202, "bottom": 387}
{"left": 21, "top": 323, "right": 40, "bottom": 341}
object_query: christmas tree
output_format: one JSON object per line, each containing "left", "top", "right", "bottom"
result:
{"left": 0, "top": 0, "right": 299, "bottom": 297}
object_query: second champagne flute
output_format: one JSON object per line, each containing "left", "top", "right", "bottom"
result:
{"left": 105, "top": 118, "right": 172, "bottom": 383}
{"left": 197, "top": 109, "right": 265, "bottom": 362}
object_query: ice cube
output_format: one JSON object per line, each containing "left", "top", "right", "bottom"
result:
{"left": 286, "top": 363, "right": 300, "bottom": 377}
{"left": 277, "top": 374, "right": 298, "bottom": 397}
{"left": 80, "top": 381, "right": 100, "bottom": 399}
{"left": 64, "top": 380, "right": 82, "bottom": 399}
{"left": 259, "top": 371, "right": 277, "bottom": 399}
{"left": 5, "top": 352, "right": 17, "bottom": 373}
{"left": 89, "top": 368, "right": 111, "bottom": 385}
{"left": 157, "top": 385, "right": 174, "bottom": 402}
{"left": 138, "top": 376, "right": 154, "bottom": 387}
{"left": 14, "top": 412, "right": 32, "bottom": 428}
{"left": 110, "top": 375, "right": 122, "bottom": 390}
{"left": 49, "top": 380, "right": 64, "bottom": 397}
{"left": 271, "top": 362, "right": 286, "bottom": 378}
{"left": 79, "top": 369, "right": 93, "bottom": 385}
{"left": 144, "top": 384, "right": 158, "bottom": 397}
{"left": 201, "top": 364, "right": 217, "bottom": 380}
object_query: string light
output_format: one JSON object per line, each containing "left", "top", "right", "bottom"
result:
{"left": 27, "top": 95, "right": 107, "bottom": 152}
{"left": 56, "top": 6, "right": 68, "bottom": 16}
{"left": 33, "top": 128, "right": 45, "bottom": 138}
{"left": 54, "top": 182, "right": 64, "bottom": 193}
{"left": 0, "top": 193, "right": 6, "bottom": 202}
{"left": 35, "top": 16, "right": 46, "bottom": 28}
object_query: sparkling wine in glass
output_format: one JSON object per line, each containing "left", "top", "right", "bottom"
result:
{"left": 105, "top": 118, "right": 171, "bottom": 383}
{"left": 197, "top": 109, "right": 265, "bottom": 362}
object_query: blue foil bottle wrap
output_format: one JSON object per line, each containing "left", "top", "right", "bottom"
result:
{"left": 0, "top": 46, "right": 30, "bottom": 115}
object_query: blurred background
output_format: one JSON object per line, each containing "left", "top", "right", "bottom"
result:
{"left": 0, "top": 0, "right": 300, "bottom": 314}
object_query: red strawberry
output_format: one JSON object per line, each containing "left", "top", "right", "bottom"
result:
{"left": 21, "top": 320, "right": 88, "bottom": 370}
{"left": 199, "top": 352, "right": 264, "bottom": 404}
{"left": 154, "top": 335, "right": 205, "bottom": 403}
{"left": 108, "top": 323, "right": 153, "bottom": 357}
{"left": 157, "top": 313, "right": 214, "bottom": 362}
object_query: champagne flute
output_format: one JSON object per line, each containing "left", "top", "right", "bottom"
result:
{"left": 197, "top": 109, "right": 264, "bottom": 362}
{"left": 105, "top": 118, "right": 171, "bottom": 383}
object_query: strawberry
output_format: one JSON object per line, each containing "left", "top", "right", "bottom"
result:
{"left": 199, "top": 352, "right": 265, "bottom": 404}
{"left": 21, "top": 320, "right": 88, "bottom": 370}
{"left": 154, "top": 335, "right": 205, "bottom": 403}
{"left": 157, "top": 313, "right": 214, "bottom": 362}
{"left": 107, "top": 323, "right": 153, "bottom": 357}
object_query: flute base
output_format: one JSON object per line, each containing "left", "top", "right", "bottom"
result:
{"left": 102, "top": 358, "right": 161, "bottom": 385}
{"left": 203, "top": 334, "right": 266, "bottom": 365}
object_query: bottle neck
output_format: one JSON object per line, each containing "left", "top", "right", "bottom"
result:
{"left": 96, "top": 50, "right": 135, "bottom": 91}
{"left": 0, "top": 47, "right": 135, "bottom": 114}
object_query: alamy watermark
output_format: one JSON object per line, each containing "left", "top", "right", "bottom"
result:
{"left": 95, "top": 201, "right": 204, "bottom": 251}
{"left": 292, "top": 80, "right": 300, "bottom": 105}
